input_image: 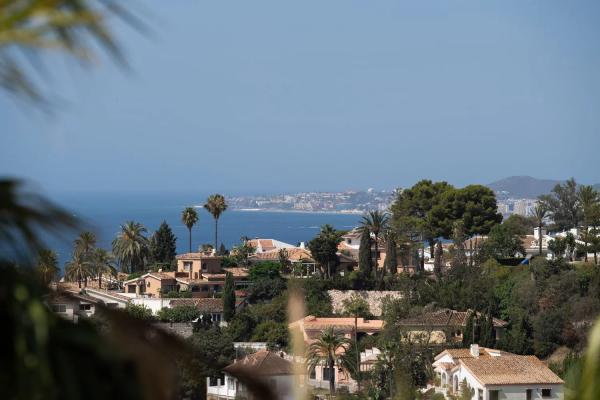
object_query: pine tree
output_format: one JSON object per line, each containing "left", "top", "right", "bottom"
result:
{"left": 223, "top": 272, "right": 236, "bottom": 322}
{"left": 149, "top": 221, "right": 177, "bottom": 267}
{"left": 359, "top": 228, "right": 373, "bottom": 276}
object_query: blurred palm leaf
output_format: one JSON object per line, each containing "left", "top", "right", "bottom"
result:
{"left": 0, "top": 0, "right": 144, "bottom": 104}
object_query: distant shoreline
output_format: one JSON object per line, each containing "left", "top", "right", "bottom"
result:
{"left": 231, "top": 208, "right": 365, "bottom": 215}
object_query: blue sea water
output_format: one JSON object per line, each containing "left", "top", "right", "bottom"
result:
{"left": 47, "top": 192, "right": 361, "bottom": 269}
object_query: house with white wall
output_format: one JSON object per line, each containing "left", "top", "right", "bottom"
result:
{"left": 433, "top": 345, "right": 564, "bottom": 400}
{"left": 206, "top": 350, "right": 302, "bottom": 400}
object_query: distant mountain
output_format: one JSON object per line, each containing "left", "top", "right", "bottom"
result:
{"left": 487, "top": 176, "right": 563, "bottom": 199}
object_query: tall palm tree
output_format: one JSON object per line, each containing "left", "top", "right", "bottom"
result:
{"left": 91, "top": 248, "right": 117, "bottom": 289}
{"left": 533, "top": 204, "right": 547, "bottom": 256}
{"left": 359, "top": 211, "right": 389, "bottom": 278}
{"left": 74, "top": 231, "right": 96, "bottom": 256}
{"left": 112, "top": 221, "right": 150, "bottom": 273}
{"left": 204, "top": 194, "right": 228, "bottom": 251}
{"left": 306, "top": 327, "right": 351, "bottom": 397}
{"left": 578, "top": 186, "right": 599, "bottom": 262}
{"left": 65, "top": 251, "right": 92, "bottom": 288}
{"left": 181, "top": 207, "right": 199, "bottom": 253}
{"left": 37, "top": 248, "right": 59, "bottom": 285}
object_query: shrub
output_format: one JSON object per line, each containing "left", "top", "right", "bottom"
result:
{"left": 126, "top": 304, "right": 154, "bottom": 321}
{"left": 157, "top": 305, "right": 200, "bottom": 322}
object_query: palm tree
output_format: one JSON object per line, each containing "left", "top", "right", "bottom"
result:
{"left": 204, "top": 194, "right": 228, "bottom": 251}
{"left": 37, "top": 248, "right": 59, "bottom": 285}
{"left": 65, "top": 251, "right": 92, "bottom": 288}
{"left": 91, "top": 248, "right": 117, "bottom": 289}
{"left": 533, "top": 204, "right": 547, "bottom": 256}
{"left": 306, "top": 327, "right": 351, "bottom": 396}
{"left": 112, "top": 221, "right": 150, "bottom": 273}
{"left": 75, "top": 231, "right": 97, "bottom": 256}
{"left": 181, "top": 207, "right": 199, "bottom": 253}
{"left": 359, "top": 211, "right": 389, "bottom": 279}
{"left": 578, "top": 186, "right": 599, "bottom": 262}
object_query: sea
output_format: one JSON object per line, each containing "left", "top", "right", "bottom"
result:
{"left": 47, "top": 192, "right": 362, "bottom": 269}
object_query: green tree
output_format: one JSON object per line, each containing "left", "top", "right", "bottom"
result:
{"left": 502, "top": 214, "right": 535, "bottom": 236}
{"left": 219, "top": 243, "right": 228, "bottom": 256}
{"left": 307, "top": 224, "right": 342, "bottom": 278}
{"left": 391, "top": 180, "right": 454, "bottom": 259}
{"left": 306, "top": 327, "right": 351, "bottom": 396}
{"left": 481, "top": 223, "right": 526, "bottom": 259}
{"left": 533, "top": 204, "right": 548, "bottom": 256}
{"left": 463, "top": 312, "right": 475, "bottom": 346}
{"left": 433, "top": 240, "right": 443, "bottom": 277}
{"left": 126, "top": 304, "right": 155, "bottom": 320}
{"left": 248, "top": 261, "right": 281, "bottom": 280}
{"left": 451, "top": 220, "right": 467, "bottom": 268}
{"left": 64, "top": 250, "right": 91, "bottom": 288}
{"left": 181, "top": 207, "right": 198, "bottom": 253}
{"left": 341, "top": 293, "right": 372, "bottom": 318}
{"left": 149, "top": 221, "right": 177, "bottom": 266}
{"left": 90, "top": 248, "right": 116, "bottom": 289}
{"left": 223, "top": 271, "right": 236, "bottom": 322}
{"left": 578, "top": 185, "right": 600, "bottom": 262}
{"left": 360, "top": 210, "right": 389, "bottom": 280}
{"left": 204, "top": 194, "right": 228, "bottom": 251}
{"left": 111, "top": 221, "right": 150, "bottom": 273}
{"left": 37, "top": 248, "right": 59, "bottom": 285}
{"left": 251, "top": 320, "right": 288, "bottom": 349}
{"left": 384, "top": 230, "right": 398, "bottom": 275}
{"left": 539, "top": 178, "right": 581, "bottom": 231}
{"left": 359, "top": 227, "right": 373, "bottom": 275}
{"left": 548, "top": 237, "right": 567, "bottom": 259}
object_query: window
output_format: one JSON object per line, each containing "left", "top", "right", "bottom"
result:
{"left": 227, "top": 377, "right": 235, "bottom": 390}
{"left": 183, "top": 262, "right": 192, "bottom": 272}
{"left": 106, "top": 303, "right": 118, "bottom": 309}
{"left": 309, "top": 367, "right": 316, "bottom": 380}
{"left": 127, "top": 285, "right": 136, "bottom": 293}
{"left": 147, "top": 281, "right": 151, "bottom": 287}
{"left": 79, "top": 304, "right": 92, "bottom": 311}
{"left": 194, "top": 272, "right": 199, "bottom": 279}
{"left": 201, "top": 262, "right": 207, "bottom": 271}
{"left": 526, "top": 389, "right": 532, "bottom": 400}
{"left": 322, "top": 367, "right": 334, "bottom": 382}
{"left": 489, "top": 390, "right": 499, "bottom": 400}
{"left": 52, "top": 304, "right": 67, "bottom": 313}
{"left": 542, "top": 389, "right": 552, "bottom": 398}
{"left": 478, "top": 389, "right": 483, "bottom": 400}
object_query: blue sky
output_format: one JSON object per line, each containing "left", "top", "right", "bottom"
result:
{"left": 1, "top": 0, "right": 600, "bottom": 196}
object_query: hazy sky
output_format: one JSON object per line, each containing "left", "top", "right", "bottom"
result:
{"left": 2, "top": 0, "right": 600, "bottom": 196}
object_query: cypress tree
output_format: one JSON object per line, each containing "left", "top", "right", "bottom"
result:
{"left": 223, "top": 272, "right": 236, "bottom": 322}
{"left": 149, "top": 221, "right": 177, "bottom": 266}
{"left": 463, "top": 312, "right": 474, "bottom": 346}
{"left": 219, "top": 243, "right": 227, "bottom": 256}
{"left": 434, "top": 240, "right": 443, "bottom": 276}
{"left": 385, "top": 233, "right": 398, "bottom": 274}
{"left": 359, "top": 228, "right": 373, "bottom": 276}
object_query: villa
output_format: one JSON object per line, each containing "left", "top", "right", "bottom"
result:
{"left": 206, "top": 350, "right": 302, "bottom": 400}
{"left": 432, "top": 344, "right": 564, "bottom": 400}
{"left": 46, "top": 291, "right": 99, "bottom": 322}
{"left": 396, "top": 309, "right": 508, "bottom": 344}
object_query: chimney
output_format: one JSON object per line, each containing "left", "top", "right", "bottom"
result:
{"left": 470, "top": 344, "right": 480, "bottom": 358}
{"left": 300, "top": 242, "right": 305, "bottom": 249}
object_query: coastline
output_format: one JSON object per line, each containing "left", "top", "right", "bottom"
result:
{"left": 231, "top": 208, "right": 365, "bottom": 215}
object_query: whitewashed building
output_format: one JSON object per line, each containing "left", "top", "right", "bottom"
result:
{"left": 433, "top": 345, "right": 564, "bottom": 400}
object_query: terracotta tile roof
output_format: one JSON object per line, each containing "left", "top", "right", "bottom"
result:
{"left": 176, "top": 252, "right": 221, "bottom": 260}
{"left": 297, "top": 316, "right": 384, "bottom": 332}
{"left": 123, "top": 272, "right": 176, "bottom": 284}
{"left": 460, "top": 355, "right": 564, "bottom": 385}
{"left": 250, "top": 248, "right": 314, "bottom": 263}
{"left": 223, "top": 350, "right": 299, "bottom": 376}
{"left": 170, "top": 298, "right": 223, "bottom": 313}
{"left": 222, "top": 267, "right": 250, "bottom": 278}
{"left": 398, "top": 309, "right": 507, "bottom": 328}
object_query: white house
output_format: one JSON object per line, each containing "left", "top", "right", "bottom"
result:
{"left": 432, "top": 345, "right": 564, "bottom": 400}
{"left": 206, "top": 350, "right": 302, "bottom": 400}
{"left": 46, "top": 292, "right": 99, "bottom": 322}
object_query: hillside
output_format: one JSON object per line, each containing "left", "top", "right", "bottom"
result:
{"left": 487, "top": 176, "right": 563, "bottom": 198}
